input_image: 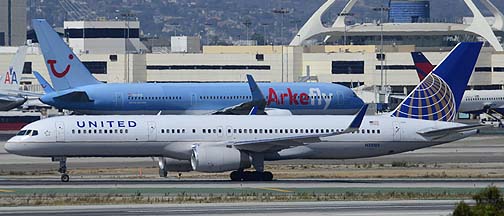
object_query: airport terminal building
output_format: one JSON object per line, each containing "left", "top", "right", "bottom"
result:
{"left": 1, "top": 0, "right": 504, "bottom": 104}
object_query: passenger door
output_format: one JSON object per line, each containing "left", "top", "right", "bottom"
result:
{"left": 56, "top": 121, "right": 65, "bottom": 142}
{"left": 115, "top": 92, "right": 123, "bottom": 108}
{"left": 393, "top": 121, "right": 401, "bottom": 141}
{"left": 148, "top": 121, "right": 157, "bottom": 141}
{"left": 191, "top": 93, "right": 197, "bottom": 105}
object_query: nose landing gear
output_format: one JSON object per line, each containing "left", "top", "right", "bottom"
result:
{"left": 53, "top": 157, "right": 69, "bottom": 182}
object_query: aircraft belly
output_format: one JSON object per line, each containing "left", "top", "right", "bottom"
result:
{"left": 7, "top": 141, "right": 176, "bottom": 157}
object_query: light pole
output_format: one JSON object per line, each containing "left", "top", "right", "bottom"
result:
{"left": 338, "top": 12, "right": 354, "bottom": 45}
{"left": 118, "top": 10, "right": 135, "bottom": 83}
{"left": 373, "top": 3, "right": 390, "bottom": 103}
{"left": 261, "top": 23, "right": 270, "bottom": 45}
{"left": 273, "top": 7, "right": 290, "bottom": 82}
{"left": 243, "top": 19, "right": 252, "bottom": 43}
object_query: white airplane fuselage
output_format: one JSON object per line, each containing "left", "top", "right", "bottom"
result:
{"left": 5, "top": 114, "right": 475, "bottom": 161}
{"left": 459, "top": 90, "right": 504, "bottom": 114}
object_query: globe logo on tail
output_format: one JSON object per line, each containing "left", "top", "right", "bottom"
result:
{"left": 392, "top": 73, "right": 456, "bottom": 121}
{"left": 47, "top": 54, "right": 74, "bottom": 78}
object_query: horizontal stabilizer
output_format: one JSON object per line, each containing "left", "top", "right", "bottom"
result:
{"left": 33, "top": 71, "right": 55, "bottom": 93}
{"left": 54, "top": 91, "right": 93, "bottom": 103}
{"left": 417, "top": 124, "right": 487, "bottom": 140}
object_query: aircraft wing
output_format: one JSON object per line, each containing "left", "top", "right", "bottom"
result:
{"left": 232, "top": 104, "right": 368, "bottom": 152}
{"left": 213, "top": 74, "right": 267, "bottom": 115}
{"left": 416, "top": 124, "right": 487, "bottom": 140}
{"left": 54, "top": 91, "right": 94, "bottom": 102}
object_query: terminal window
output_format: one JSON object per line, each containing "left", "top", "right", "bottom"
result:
{"left": 22, "top": 62, "right": 32, "bottom": 74}
{"left": 0, "top": 32, "right": 4, "bottom": 46}
{"left": 332, "top": 61, "right": 364, "bottom": 74}
{"left": 83, "top": 61, "right": 107, "bottom": 74}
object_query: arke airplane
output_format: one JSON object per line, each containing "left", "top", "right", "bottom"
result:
{"left": 5, "top": 42, "right": 484, "bottom": 182}
{"left": 33, "top": 19, "right": 363, "bottom": 115}
{"left": 412, "top": 51, "right": 504, "bottom": 116}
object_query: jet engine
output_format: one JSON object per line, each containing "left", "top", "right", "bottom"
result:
{"left": 191, "top": 145, "right": 251, "bottom": 172}
{"left": 159, "top": 157, "right": 193, "bottom": 172}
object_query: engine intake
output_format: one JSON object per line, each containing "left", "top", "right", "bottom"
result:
{"left": 191, "top": 145, "right": 251, "bottom": 172}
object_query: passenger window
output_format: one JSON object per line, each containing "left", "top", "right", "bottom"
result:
{"left": 203, "top": 129, "right": 206, "bottom": 133}
{"left": 212, "top": 129, "right": 216, "bottom": 133}
{"left": 94, "top": 129, "right": 97, "bottom": 134}
{"left": 177, "top": 129, "right": 180, "bottom": 133}
{"left": 182, "top": 129, "right": 186, "bottom": 133}
{"left": 161, "top": 129, "right": 165, "bottom": 133}
{"left": 125, "top": 129, "right": 128, "bottom": 133}
{"left": 109, "top": 129, "right": 113, "bottom": 133}
{"left": 103, "top": 130, "right": 107, "bottom": 134}
{"left": 254, "top": 129, "right": 258, "bottom": 133}
{"left": 192, "top": 129, "right": 196, "bottom": 133}
{"left": 88, "top": 129, "right": 92, "bottom": 134}
{"left": 120, "top": 129, "right": 123, "bottom": 133}
{"left": 372, "top": 130, "right": 375, "bottom": 134}
{"left": 72, "top": 129, "right": 75, "bottom": 134}
{"left": 83, "top": 130, "right": 87, "bottom": 134}
{"left": 367, "top": 130, "right": 370, "bottom": 134}
{"left": 99, "top": 129, "right": 102, "bottom": 134}
{"left": 78, "top": 130, "right": 81, "bottom": 134}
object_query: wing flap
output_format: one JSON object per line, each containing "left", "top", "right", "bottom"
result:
{"left": 233, "top": 104, "right": 368, "bottom": 152}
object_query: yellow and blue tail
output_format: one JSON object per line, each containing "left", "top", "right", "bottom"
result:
{"left": 391, "top": 42, "right": 483, "bottom": 121}
{"left": 32, "top": 19, "right": 101, "bottom": 91}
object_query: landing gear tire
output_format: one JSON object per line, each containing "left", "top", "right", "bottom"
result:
{"left": 159, "top": 169, "right": 168, "bottom": 178}
{"left": 230, "top": 171, "right": 242, "bottom": 181}
{"left": 61, "top": 174, "right": 70, "bottom": 182}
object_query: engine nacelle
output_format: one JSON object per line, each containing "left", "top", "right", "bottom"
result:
{"left": 191, "top": 145, "right": 251, "bottom": 172}
{"left": 159, "top": 157, "right": 193, "bottom": 172}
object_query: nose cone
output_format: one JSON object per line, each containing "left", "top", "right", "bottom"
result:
{"left": 4, "top": 137, "right": 17, "bottom": 154}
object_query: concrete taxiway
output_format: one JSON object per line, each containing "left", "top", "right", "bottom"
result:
{"left": 0, "top": 200, "right": 462, "bottom": 216}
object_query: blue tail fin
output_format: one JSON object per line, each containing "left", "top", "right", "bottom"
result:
{"left": 32, "top": 19, "right": 101, "bottom": 91}
{"left": 411, "top": 52, "right": 435, "bottom": 81}
{"left": 392, "top": 42, "right": 483, "bottom": 121}
{"left": 33, "top": 71, "right": 55, "bottom": 93}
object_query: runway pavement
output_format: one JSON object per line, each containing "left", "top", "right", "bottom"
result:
{"left": 0, "top": 200, "right": 463, "bottom": 216}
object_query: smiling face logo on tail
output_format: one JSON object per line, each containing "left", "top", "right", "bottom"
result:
{"left": 47, "top": 54, "right": 74, "bottom": 78}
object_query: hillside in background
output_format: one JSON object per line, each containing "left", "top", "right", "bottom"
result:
{"left": 27, "top": 0, "right": 504, "bottom": 45}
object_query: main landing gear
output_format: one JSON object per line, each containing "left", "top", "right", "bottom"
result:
{"left": 53, "top": 157, "right": 69, "bottom": 182}
{"left": 230, "top": 153, "right": 274, "bottom": 181}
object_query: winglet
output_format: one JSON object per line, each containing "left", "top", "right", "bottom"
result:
{"left": 246, "top": 74, "right": 267, "bottom": 114}
{"left": 344, "top": 104, "right": 368, "bottom": 133}
{"left": 33, "top": 71, "right": 55, "bottom": 93}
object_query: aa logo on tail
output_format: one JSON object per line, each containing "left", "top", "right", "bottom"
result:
{"left": 47, "top": 54, "right": 74, "bottom": 78}
{"left": 4, "top": 67, "right": 18, "bottom": 84}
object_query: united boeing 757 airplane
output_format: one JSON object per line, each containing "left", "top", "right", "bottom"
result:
{"left": 412, "top": 51, "right": 504, "bottom": 116}
{"left": 6, "top": 42, "right": 484, "bottom": 182}
{"left": 32, "top": 19, "right": 363, "bottom": 115}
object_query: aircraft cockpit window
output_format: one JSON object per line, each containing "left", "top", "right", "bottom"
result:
{"left": 26, "top": 130, "right": 33, "bottom": 135}
{"left": 32, "top": 130, "right": 38, "bottom": 136}
{"left": 16, "top": 130, "right": 27, "bottom": 136}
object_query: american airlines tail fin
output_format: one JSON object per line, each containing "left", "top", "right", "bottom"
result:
{"left": 411, "top": 52, "right": 434, "bottom": 81}
{"left": 33, "top": 71, "right": 55, "bottom": 93}
{"left": 32, "top": 19, "right": 101, "bottom": 91}
{"left": 392, "top": 42, "right": 483, "bottom": 121}
{"left": 1, "top": 46, "right": 26, "bottom": 89}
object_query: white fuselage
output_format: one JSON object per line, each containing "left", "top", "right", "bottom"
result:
{"left": 459, "top": 90, "right": 504, "bottom": 114}
{"left": 5, "top": 114, "right": 475, "bottom": 161}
